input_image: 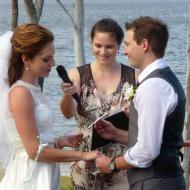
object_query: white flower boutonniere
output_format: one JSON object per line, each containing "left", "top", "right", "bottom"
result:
{"left": 125, "top": 85, "right": 137, "bottom": 101}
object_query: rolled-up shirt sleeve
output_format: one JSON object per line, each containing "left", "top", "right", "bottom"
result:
{"left": 124, "top": 78, "right": 178, "bottom": 168}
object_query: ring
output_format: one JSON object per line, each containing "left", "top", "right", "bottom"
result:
{"left": 63, "top": 88, "right": 68, "bottom": 93}
{"left": 61, "top": 87, "right": 65, "bottom": 92}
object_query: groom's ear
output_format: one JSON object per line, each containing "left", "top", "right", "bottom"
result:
{"left": 141, "top": 39, "right": 150, "bottom": 53}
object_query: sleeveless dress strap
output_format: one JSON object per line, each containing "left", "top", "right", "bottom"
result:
{"left": 77, "top": 64, "right": 92, "bottom": 87}
{"left": 9, "top": 80, "right": 42, "bottom": 105}
{"left": 78, "top": 63, "right": 135, "bottom": 87}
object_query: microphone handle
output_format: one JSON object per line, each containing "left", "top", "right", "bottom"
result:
{"left": 72, "top": 93, "right": 81, "bottom": 105}
{"left": 60, "top": 74, "right": 82, "bottom": 106}
{"left": 59, "top": 69, "right": 85, "bottom": 115}
{"left": 61, "top": 74, "right": 73, "bottom": 84}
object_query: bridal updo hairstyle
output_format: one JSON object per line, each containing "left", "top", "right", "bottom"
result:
{"left": 8, "top": 24, "right": 54, "bottom": 86}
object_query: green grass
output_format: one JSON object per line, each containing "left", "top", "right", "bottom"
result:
{"left": 61, "top": 176, "right": 73, "bottom": 190}
{"left": 0, "top": 170, "right": 4, "bottom": 180}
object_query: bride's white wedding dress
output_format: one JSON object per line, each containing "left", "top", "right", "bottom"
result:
{"left": 0, "top": 80, "right": 60, "bottom": 190}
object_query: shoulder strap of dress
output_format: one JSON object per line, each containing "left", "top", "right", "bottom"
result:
{"left": 9, "top": 82, "right": 20, "bottom": 92}
{"left": 121, "top": 63, "right": 136, "bottom": 86}
{"left": 9, "top": 81, "right": 40, "bottom": 105}
{"left": 9, "top": 81, "right": 29, "bottom": 92}
{"left": 77, "top": 64, "right": 92, "bottom": 87}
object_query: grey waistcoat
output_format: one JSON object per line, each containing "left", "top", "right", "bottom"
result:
{"left": 127, "top": 67, "right": 185, "bottom": 186}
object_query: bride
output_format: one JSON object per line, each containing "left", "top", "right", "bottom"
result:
{"left": 0, "top": 24, "right": 100, "bottom": 190}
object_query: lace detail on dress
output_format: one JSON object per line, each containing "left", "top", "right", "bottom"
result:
{"left": 14, "top": 80, "right": 43, "bottom": 105}
{"left": 8, "top": 80, "right": 56, "bottom": 145}
{"left": 0, "top": 80, "right": 60, "bottom": 190}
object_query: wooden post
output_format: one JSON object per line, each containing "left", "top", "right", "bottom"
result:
{"left": 183, "top": 140, "right": 190, "bottom": 147}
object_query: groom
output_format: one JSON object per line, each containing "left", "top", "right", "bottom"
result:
{"left": 95, "top": 16, "right": 186, "bottom": 190}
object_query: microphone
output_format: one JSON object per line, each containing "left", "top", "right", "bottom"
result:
{"left": 56, "top": 65, "right": 82, "bottom": 107}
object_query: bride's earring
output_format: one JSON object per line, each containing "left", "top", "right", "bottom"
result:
{"left": 22, "top": 55, "right": 29, "bottom": 71}
{"left": 25, "top": 65, "right": 29, "bottom": 71}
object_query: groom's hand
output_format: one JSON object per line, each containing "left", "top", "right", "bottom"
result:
{"left": 95, "top": 154, "right": 112, "bottom": 173}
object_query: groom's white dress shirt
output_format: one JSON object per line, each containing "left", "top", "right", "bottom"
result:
{"left": 124, "top": 58, "right": 178, "bottom": 168}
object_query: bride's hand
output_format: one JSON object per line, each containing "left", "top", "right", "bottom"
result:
{"left": 56, "top": 132, "right": 83, "bottom": 148}
{"left": 81, "top": 151, "right": 102, "bottom": 161}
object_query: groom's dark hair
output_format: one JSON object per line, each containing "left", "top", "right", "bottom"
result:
{"left": 125, "top": 16, "right": 169, "bottom": 58}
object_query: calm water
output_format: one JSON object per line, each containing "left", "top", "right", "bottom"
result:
{"left": 0, "top": 0, "right": 189, "bottom": 175}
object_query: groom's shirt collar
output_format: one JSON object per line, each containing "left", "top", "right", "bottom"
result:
{"left": 138, "top": 58, "right": 167, "bottom": 83}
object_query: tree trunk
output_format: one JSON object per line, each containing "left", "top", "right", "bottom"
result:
{"left": 34, "top": 0, "right": 45, "bottom": 89}
{"left": 24, "top": 0, "right": 38, "bottom": 23}
{"left": 74, "top": 0, "right": 85, "bottom": 66}
{"left": 24, "top": 0, "right": 44, "bottom": 89}
{"left": 56, "top": 0, "right": 86, "bottom": 67}
{"left": 183, "top": 15, "right": 190, "bottom": 190}
{"left": 35, "top": 0, "right": 44, "bottom": 23}
{"left": 11, "top": 0, "right": 18, "bottom": 30}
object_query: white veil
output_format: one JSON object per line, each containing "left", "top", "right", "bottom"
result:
{"left": 0, "top": 31, "right": 13, "bottom": 168}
